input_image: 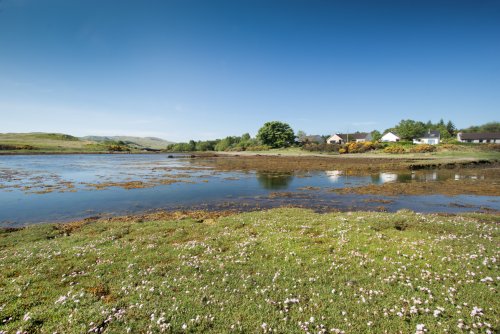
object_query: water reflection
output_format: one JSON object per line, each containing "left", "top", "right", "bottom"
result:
{"left": 455, "top": 174, "right": 484, "bottom": 181}
{"left": 379, "top": 172, "right": 398, "bottom": 183}
{"left": 412, "top": 171, "right": 438, "bottom": 182}
{"left": 371, "top": 172, "right": 412, "bottom": 183}
{"left": 256, "top": 172, "right": 293, "bottom": 190}
{"left": 326, "top": 170, "right": 343, "bottom": 182}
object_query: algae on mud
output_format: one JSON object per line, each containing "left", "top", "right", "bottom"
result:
{"left": 333, "top": 178, "right": 500, "bottom": 196}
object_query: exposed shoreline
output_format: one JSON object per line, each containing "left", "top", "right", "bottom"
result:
{"left": 1, "top": 150, "right": 498, "bottom": 171}
{"left": 333, "top": 178, "right": 500, "bottom": 196}
{"left": 189, "top": 153, "right": 499, "bottom": 172}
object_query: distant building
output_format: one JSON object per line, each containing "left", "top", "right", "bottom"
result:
{"left": 298, "top": 135, "right": 324, "bottom": 144}
{"left": 413, "top": 130, "right": 441, "bottom": 145}
{"left": 326, "top": 133, "right": 372, "bottom": 144}
{"left": 457, "top": 132, "right": 500, "bottom": 143}
{"left": 380, "top": 132, "right": 400, "bottom": 142}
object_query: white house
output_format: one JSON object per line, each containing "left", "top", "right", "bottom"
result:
{"left": 326, "top": 134, "right": 344, "bottom": 144}
{"left": 457, "top": 132, "right": 500, "bottom": 143}
{"left": 413, "top": 130, "right": 440, "bottom": 145}
{"left": 380, "top": 132, "right": 400, "bottom": 142}
{"left": 326, "top": 133, "right": 372, "bottom": 144}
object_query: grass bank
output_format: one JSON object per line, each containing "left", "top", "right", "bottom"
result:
{"left": 0, "top": 208, "right": 498, "bottom": 333}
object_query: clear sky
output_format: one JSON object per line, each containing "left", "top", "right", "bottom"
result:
{"left": 0, "top": 0, "right": 499, "bottom": 141}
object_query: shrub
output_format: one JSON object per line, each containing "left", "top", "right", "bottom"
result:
{"left": 410, "top": 144, "right": 436, "bottom": 153}
{"left": 0, "top": 144, "right": 36, "bottom": 150}
{"left": 344, "top": 141, "right": 376, "bottom": 153}
{"left": 302, "top": 143, "right": 340, "bottom": 152}
{"left": 384, "top": 146, "right": 406, "bottom": 154}
{"left": 372, "top": 141, "right": 386, "bottom": 150}
{"left": 108, "top": 144, "right": 130, "bottom": 152}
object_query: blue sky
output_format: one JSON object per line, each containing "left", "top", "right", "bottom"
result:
{"left": 0, "top": 0, "right": 499, "bottom": 141}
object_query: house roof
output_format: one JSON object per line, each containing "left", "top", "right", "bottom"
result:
{"left": 382, "top": 131, "right": 400, "bottom": 138}
{"left": 459, "top": 132, "right": 500, "bottom": 140}
{"left": 298, "top": 135, "right": 324, "bottom": 143}
{"left": 420, "top": 130, "right": 440, "bottom": 139}
{"left": 335, "top": 133, "right": 371, "bottom": 141}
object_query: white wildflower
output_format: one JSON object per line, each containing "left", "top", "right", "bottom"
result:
{"left": 471, "top": 306, "right": 483, "bottom": 317}
{"left": 415, "top": 323, "right": 427, "bottom": 333}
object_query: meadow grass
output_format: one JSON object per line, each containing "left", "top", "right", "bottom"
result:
{"left": 0, "top": 208, "right": 498, "bottom": 333}
{"left": 0, "top": 133, "right": 107, "bottom": 153}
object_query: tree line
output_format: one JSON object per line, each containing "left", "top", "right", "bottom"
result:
{"left": 166, "top": 120, "right": 499, "bottom": 152}
{"left": 166, "top": 121, "right": 294, "bottom": 152}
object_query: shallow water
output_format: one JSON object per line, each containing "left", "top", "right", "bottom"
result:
{"left": 0, "top": 154, "right": 498, "bottom": 226}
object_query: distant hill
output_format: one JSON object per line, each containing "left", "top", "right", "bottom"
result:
{"left": 0, "top": 132, "right": 80, "bottom": 141}
{"left": 0, "top": 132, "right": 174, "bottom": 152}
{"left": 0, "top": 132, "right": 97, "bottom": 152}
{"left": 81, "top": 136, "right": 174, "bottom": 149}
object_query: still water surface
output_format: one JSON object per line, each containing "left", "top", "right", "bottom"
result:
{"left": 0, "top": 154, "right": 498, "bottom": 226}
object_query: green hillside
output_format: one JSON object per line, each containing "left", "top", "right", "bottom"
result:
{"left": 81, "top": 136, "right": 173, "bottom": 149}
{"left": 0, "top": 133, "right": 173, "bottom": 153}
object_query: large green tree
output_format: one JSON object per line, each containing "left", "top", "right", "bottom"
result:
{"left": 394, "top": 119, "right": 427, "bottom": 140}
{"left": 257, "top": 121, "right": 295, "bottom": 148}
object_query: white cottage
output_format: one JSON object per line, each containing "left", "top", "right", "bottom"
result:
{"left": 413, "top": 130, "right": 440, "bottom": 145}
{"left": 326, "top": 134, "right": 344, "bottom": 144}
{"left": 380, "top": 132, "right": 400, "bottom": 142}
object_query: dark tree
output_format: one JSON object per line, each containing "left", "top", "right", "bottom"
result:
{"left": 446, "top": 120, "right": 456, "bottom": 136}
{"left": 256, "top": 121, "right": 295, "bottom": 148}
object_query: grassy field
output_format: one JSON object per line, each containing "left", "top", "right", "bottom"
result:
{"left": 0, "top": 133, "right": 171, "bottom": 153}
{"left": 82, "top": 136, "right": 173, "bottom": 150}
{"left": 0, "top": 133, "right": 95, "bottom": 152}
{"left": 0, "top": 208, "right": 498, "bottom": 333}
{"left": 0, "top": 133, "right": 122, "bottom": 153}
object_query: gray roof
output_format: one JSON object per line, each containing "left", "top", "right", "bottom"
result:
{"left": 298, "top": 135, "right": 324, "bottom": 143}
{"left": 336, "top": 133, "right": 372, "bottom": 141}
{"left": 420, "top": 130, "right": 440, "bottom": 139}
{"left": 459, "top": 132, "right": 500, "bottom": 140}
